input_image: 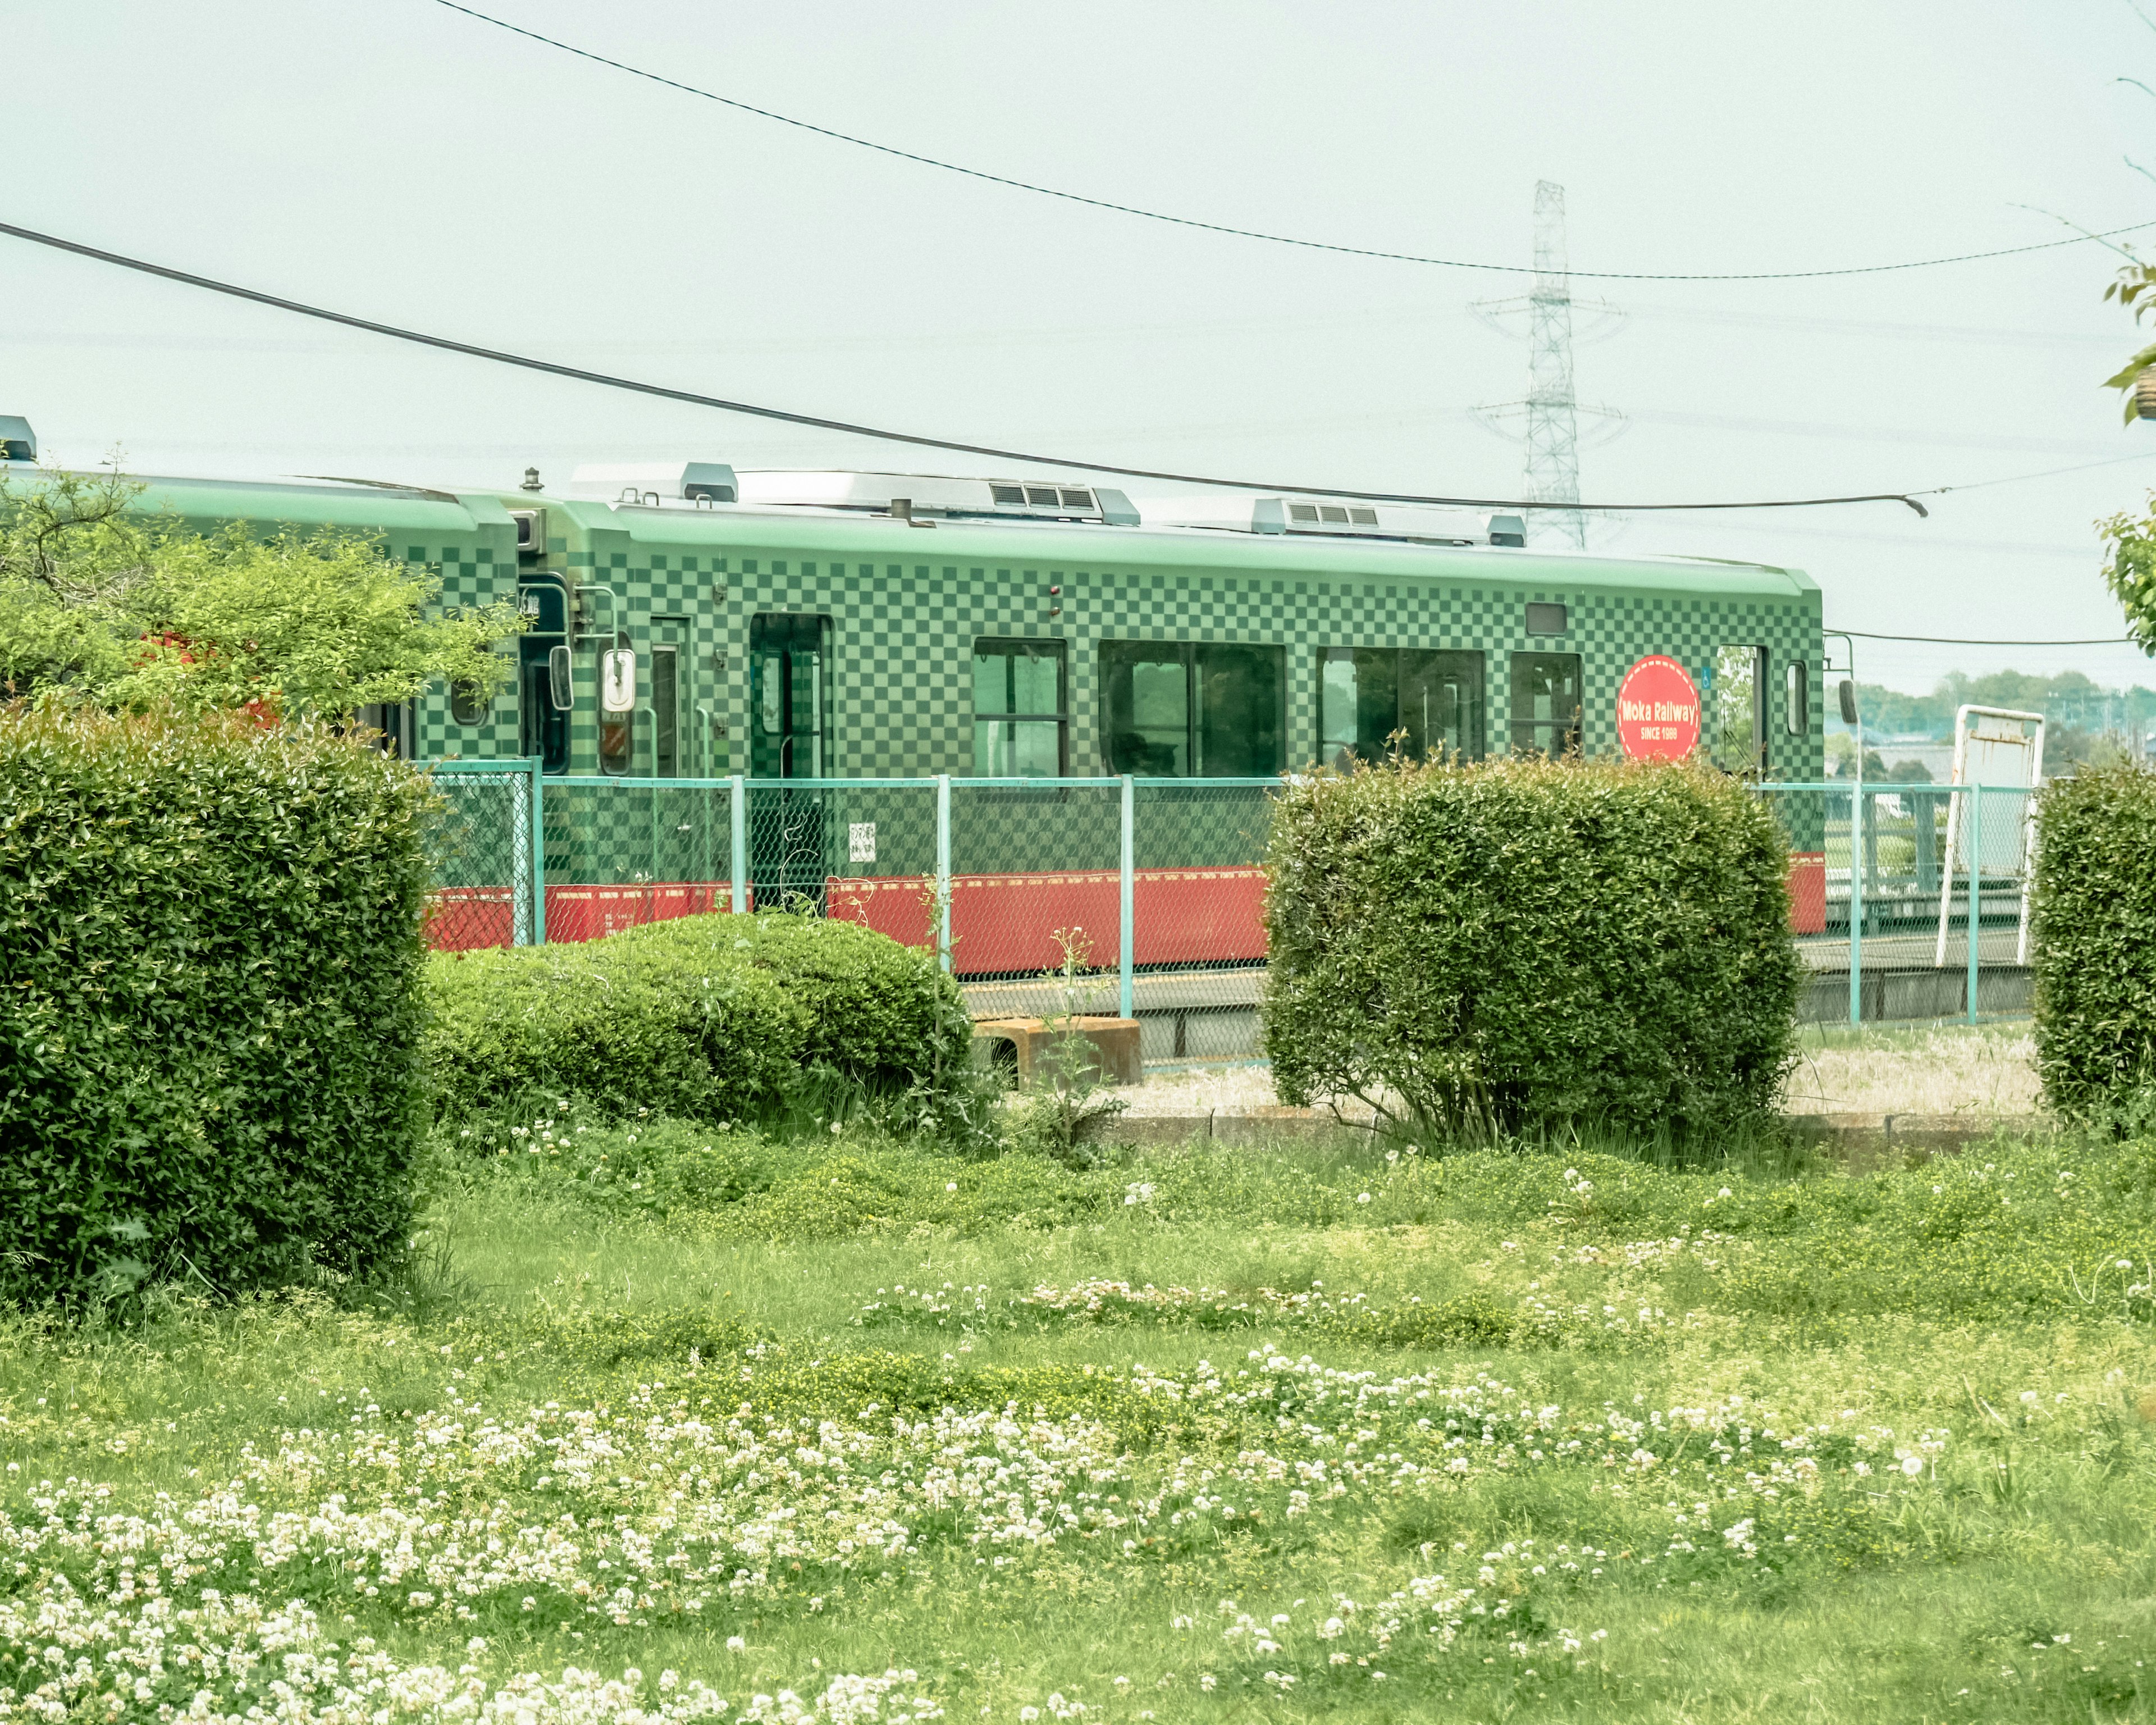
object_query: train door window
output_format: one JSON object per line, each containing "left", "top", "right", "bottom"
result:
{"left": 651, "top": 619, "right": 686, "bottom": 778}
{"left": 1711, "top": 643, "right": 1769, "bottom": 775}
{"left": 1100, "top": 641, "right": 1285, "bottom": 776}
{"left": 1784, "top": 658, "right": 1808, "bottom": 736}
{"left": 1509, "top": 651, "right": 1582, "bottom": 755}
{"left": 1320, "top": 648, "right": 1484, "bottom": 764}
{"left": 971, "top": 637, "right": 1066, "bottom": 775}
{"left": 517, "top": 578, "right": 570, "bottom": 772}
{"left": 749, "top": 614, "right": 832, "bottom": 778}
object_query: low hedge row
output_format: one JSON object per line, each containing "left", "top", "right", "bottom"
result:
{"left": 0, "top": 702, "right": 434, "bottom": 1306}
{"left": 1263, "top": 754, "right": 1803, "bottom": 1141}
{"left": 424, "top": 910, "right": 974, "bottom": 1131}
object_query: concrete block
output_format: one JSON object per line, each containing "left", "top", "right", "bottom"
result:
{"left": 971, "top": 1016, "right": 1143, "bottom": 1087}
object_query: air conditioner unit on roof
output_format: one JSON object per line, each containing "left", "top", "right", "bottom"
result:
{"left": 1141, "top": 494, "right": 1524, "bottom": 547}
{"left": 564, "top": 461, "right": 738, "bottom": 503}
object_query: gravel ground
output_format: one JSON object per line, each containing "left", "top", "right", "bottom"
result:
{"left": 1114, "top": 1021, "right": 2043, "bottom": 1119}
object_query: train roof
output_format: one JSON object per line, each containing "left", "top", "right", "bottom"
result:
{"left": 530, "top": 471, "right": 1819, "bottom": 604}
{"left": 3, "top": 455, "right": 1815, "bottom": 603}
{"left": 1, "top": 462, "right": 518, "bottom": 537}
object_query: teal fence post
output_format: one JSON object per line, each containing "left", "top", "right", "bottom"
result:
{"left": 529, "top": 756, "right": 546, "bottom": 946}
{"left": 1119, "top": 774, "right": 1135, "bottom": 1020}
{"left": 935, "top": 773, "right": 952, "bottom": 973}
{"left": 729, "top": 774, "right": 747, "bottom": 914}
{"left": 1848, "top": 784, "right": 1865, "bottom": 1027}
{"left": 1967, "top": 785, "right": 1982, "bottom": 1025}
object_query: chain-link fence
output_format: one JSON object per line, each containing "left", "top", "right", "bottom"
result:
{"left": 426, "top": 769, "right": 2035, "bottom": 1042}
{"left": 426, "top": 762, "right": 539, "bottom": 951}
{"left": 539, "top": 778, "right": 736, "bottom": 942}
{"left": 1752, "top": 781, "right": 2034, "bottom": 1025}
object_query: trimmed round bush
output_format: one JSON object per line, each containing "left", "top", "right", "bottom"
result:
{"left": 0, "top": 702, "right": 435, "bottom": 1304}
{"left": 424, "top": 912, "right": 974, "bottom": 1131}
{"left": 1263, "top": 755, "right": 1803, "bottom": 1141}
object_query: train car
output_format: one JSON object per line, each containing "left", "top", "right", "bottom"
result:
{"left": 2, "top": 435, "right": 1829, "bottom": 957}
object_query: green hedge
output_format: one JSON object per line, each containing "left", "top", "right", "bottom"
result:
{"left": 2033, "top": 763, "right": 2156, "bottom": 1119}
{"left": 424, "top": 911, "right": 974, "bottom": 1131}
{"left": 0, "top": 703, "right": 434, "bottom": 1304}
{"left": 1263, "top": 756, "right": 1803, "bottom": 1141}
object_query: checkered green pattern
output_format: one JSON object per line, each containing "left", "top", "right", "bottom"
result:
{"left": 145, "top": 478, "right": 1824, "bottom": 786}
{"left": 697, "top": 553, "right": 1821, "bottom": 783}
{"left": 412, "top": 535, "right": 523, "bottom": 759}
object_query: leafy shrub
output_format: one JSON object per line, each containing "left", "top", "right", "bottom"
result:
{"left": 424, "top": 912, "right": 976, "bottom": 1134}
{"left": 613, "top": 912, "right": 975, "bottom": 1107}
{"left": 423, "top": 939, "right": 810, "bottom": 1130}
{"left": 0, "top": 702, "right": 434, "bottom": 1304}
{"left": 2033, "top": 763, "right": 2156, "bottom": 1120}
{"left": 1263, "top": 756, "right": 1803, "bottom": 1141}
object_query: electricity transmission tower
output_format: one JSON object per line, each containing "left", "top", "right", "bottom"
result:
{"left": 1472, "top": 181, "right": 1623, "bottom": 550}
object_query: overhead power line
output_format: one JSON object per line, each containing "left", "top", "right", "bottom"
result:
{"left": 433, "top": 0, "right": 2156, "bottom": 284}
{"left": 1839, "top": 630, "right": 2138, "bottom": 646}
{"left": 0, "top": 218, "right": 1936, "bottom": 516}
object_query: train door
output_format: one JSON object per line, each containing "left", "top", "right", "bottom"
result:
{"left": 748, "top": 614, "right": 833, "bottom": 910}
{"left": 517, "top": 578, "right": 570, "bottom": 772}
{"left": 355, "top": 701, "right": 415, "bottom": 759}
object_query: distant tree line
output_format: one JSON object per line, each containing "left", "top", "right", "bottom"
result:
{"left": 1834, "top": 669, "right": 2156, "bottom": 743}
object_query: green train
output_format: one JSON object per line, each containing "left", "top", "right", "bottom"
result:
{"left": 12, "top": 445, "right": 1825, "bottom": 781}
{"left": 3, "top": 433, "right": 1828, "bottom": 952}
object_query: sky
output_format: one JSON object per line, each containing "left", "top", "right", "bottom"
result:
{"left": 8, "top": 0, "right": 2156, "bottom": 695}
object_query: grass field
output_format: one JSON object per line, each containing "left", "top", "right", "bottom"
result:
{"left": 6, "top": 1107, "right": 2155, "bottom": 1723}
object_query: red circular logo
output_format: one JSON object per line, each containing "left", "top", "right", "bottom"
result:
{"left": 1616, "top": 656, "right": 1702, "bottom": 760}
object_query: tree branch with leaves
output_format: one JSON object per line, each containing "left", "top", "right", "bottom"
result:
{"left": 0, "top": 465, "right": 525, "bottom": 718}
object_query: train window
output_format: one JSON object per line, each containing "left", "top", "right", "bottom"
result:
{"left": 1711, "top": 644, "right": 1769, "bottom": 775}
{"left": 1508, "top": 652, "right": 1582, "bottom": 755}
{"left": 449, "top": 678, "right": 491, "bottom": 726}
{"left": 971, "top": 637, "right": 1066, "bottom": 776}
{"left": 1525, "top": 601, "right": 1568, "bottom": 636}
{"left": 1319, "top": 648, "right": 1485, "bottom": 765}
{"left": 1784, "top": 659, "right": 1808, "bottom": 736}
{"left": 1100, "top": 641, "right": 1285, "bottom": 777}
